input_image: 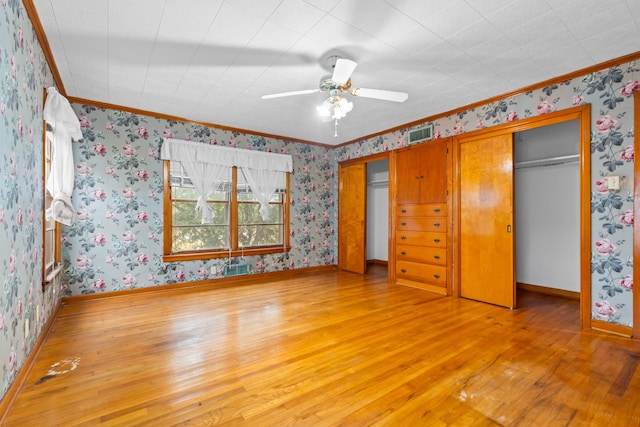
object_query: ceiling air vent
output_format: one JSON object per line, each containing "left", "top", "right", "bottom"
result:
{"left": 408, "top": 124, "right": 434, "bottom": 144}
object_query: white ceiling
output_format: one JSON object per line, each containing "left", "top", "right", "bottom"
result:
{"left": 31, "top": 0, "right": 640, "bottom": 145}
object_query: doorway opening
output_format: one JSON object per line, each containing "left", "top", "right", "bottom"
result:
{"left": 454, "top": 105, "right": 591, "bottom": 326}
{"left": 366, "top": 159, "right": 389, "bottom": 273}
{"left": 514, "top": 120, "right": 580, "bottom": 302}
{"left": 338, "top": 152, "right": 390, "bottom": 276}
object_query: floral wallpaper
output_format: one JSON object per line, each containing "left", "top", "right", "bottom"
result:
{"left": 335, "top": 61, "right": 639, "bottom": 327}
{"left": 62, "top": 105, "right": 336, "bottom": 294}
{"left": 0, "top": 0, "right": 638, "bottom": 406}
{"left": 1, "top": 0, "right": 61, "bottom": 400}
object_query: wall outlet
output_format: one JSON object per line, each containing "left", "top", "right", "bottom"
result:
{"left": 607, "top": 175, "right": 620, "bottom": 190}
{"left": 210, "top": 266, "right": 216, "bottom": 275}
{"left": 25, "top": 318, "right": 29, "bottom": 339}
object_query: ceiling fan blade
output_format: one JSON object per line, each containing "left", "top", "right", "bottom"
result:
{"left": 350, "top": 87, "right": 408, "bottom": 102}
{"left": 331, "top": 58, "right": 358, "bottom": 85}
{"left": 261, "top": 89, "right": 320, "bottom": 99}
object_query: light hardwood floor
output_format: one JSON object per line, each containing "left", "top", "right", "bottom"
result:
{"left": 3, "top": 266, "right": 640, "bottom": 426}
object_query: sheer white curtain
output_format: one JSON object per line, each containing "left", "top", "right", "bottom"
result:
{"left": 43, "top": 87, "right": 83, "bottom": 225}
{"left": 161, "top": 138, "right": 292, "bottom": 223}
{"left": 240, "top": 168, "right": 285, "bottom": 221}
{"left": 179, "top": 161, "right": 228, "bottom": 223}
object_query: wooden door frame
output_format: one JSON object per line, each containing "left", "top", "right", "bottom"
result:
{"left": 453, "top": 104, "right": 591, "bottom": 327}
{"left": 634, "top": 92, "right": 640, "bottom": 338}
{"left": 338, "top": 152, "right": 391, "bottom": 275}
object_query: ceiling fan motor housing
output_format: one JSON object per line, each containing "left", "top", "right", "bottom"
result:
{"left": 319, "top": 75, "right": 351, "bottom": 93}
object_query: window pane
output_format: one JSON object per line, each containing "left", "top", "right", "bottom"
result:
{"left": 239, "top": 224, "right": 283, "bottom": 247}
{"left": 172, "top": 225, "right": 229, "bottom": 252}
{"left": 172, "top": 186, "right": 229, "bottom": 202}
{"left": 173, "top": 201, "right": 229, "bottom": 226}
{"left": 237, "top": 192, "right": 283, "bottom": 202}
{"left": 44, "top": 229, "right": 54, "bottom": 269}
{"left": 238, "top": 203, "right": 282, "bottom": 224}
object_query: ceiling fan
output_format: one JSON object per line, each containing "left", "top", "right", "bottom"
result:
{"left": 261, "top": 55, "right": 408, "bottom": 136}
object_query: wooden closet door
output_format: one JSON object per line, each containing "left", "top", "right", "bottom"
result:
{"left": 419, "top": 141, "right": 448, "bottom": 203}
{"left": 395, "top": 147, "right": 421, "bottom": 204}
{"left": 338, "top": 162, "right": 367, "bottom": 274}
{"left": 459, "top": 133, "right": 515, "bottom": 308}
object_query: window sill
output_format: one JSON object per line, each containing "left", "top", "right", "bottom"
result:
{"left": 163, "top": 246, "right": 290, "bottom": 263}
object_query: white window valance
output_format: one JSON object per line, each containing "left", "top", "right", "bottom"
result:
{"left": 160, "top": 138, "right": 292, "bottom": 222}
{"left": 160, "top": 138, "right": 292, "bottom": 172}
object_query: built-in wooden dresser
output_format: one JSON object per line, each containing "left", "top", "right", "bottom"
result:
{"left": 393, "top": 138, "right": 451, "bottom": 294}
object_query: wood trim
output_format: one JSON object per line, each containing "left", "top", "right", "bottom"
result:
{"left": 445, "top": 138, "right": 454, "bottom": 296}
{"left": 335, "top": 51, "right": 640, "bottom": 148}
{"left": 23, "top": 1, "right": 66, "bottom": 95}
{"left": 452, "top": 138, "right": 461, "bottom": 298}
{"left": 162, "top": 160, "right": 172, "bottom": 257}
{"left": 591, "top": 319, "right": 633, "bottom": 338}
{"left": 517, "top": 282, "right": 580, "bottom": 301}
{"left": 0, "top": 299, "right": 63, "bottom": 425}
{"left": 578, "top": 105, "right": 592, "bottom": 329}
{"left": 389, "top": 150, "right": 398, "bottom": 284}
{"left": 230, "top": 167, "right": 239, "bottom": 250}
{"left": 61, "top": 265, "right": 336, "bottom": 303}
{"left": 634, "top": 92, "right": 640, "bottom": 339}
{"left": 284, "top": 172, "right": 291, "bottom": 251}
{"left": 162, "top": 246, "right": 291, "bottom": 263}
{"left": 338, "top": 151, "right": 390, "bottom": 167}
{"left": 367, "top": 259, "right": 388, "bottom": 266}
{"left": 452, "top": 105, "right": 591, "bottom": 326}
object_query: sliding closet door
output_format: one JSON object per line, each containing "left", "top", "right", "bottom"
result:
{"left": 459, "top": 133, "right": 515, "bottom": 308}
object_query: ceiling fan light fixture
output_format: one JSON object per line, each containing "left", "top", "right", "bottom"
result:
{"left": 317, "top": 99, "right": 332, "bottom": 117}
{"left": 333, "top": 97, "right": 353, "bottom": 119}
{"left": 318, "top": 95, "right": 353, "bottom": 120}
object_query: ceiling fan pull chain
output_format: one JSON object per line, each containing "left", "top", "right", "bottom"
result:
{"left": 334, "top": 119, "right": 339, "bottom": 137}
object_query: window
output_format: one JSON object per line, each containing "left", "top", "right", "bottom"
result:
{"left": 41, "top": 86, "right": 81, "bottom": 286}
{"left": 161, "top": 140, "right": 291, "bottom": 261}
{"left": 42, "top": 126, "right": 62, "bottom": 286}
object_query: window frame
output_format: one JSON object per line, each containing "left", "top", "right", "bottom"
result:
{"left": 162, "top": 160, "right": 290, "bottom": 262}
{"left": 42, "top": 122, "right": 62, "bottom": 288}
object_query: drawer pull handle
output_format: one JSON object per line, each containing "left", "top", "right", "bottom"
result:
{"left": 401, "top": 222, "right": 407, "bottom": 226}
{"left": 401, "top": 251, "right": 407, "bottom": 255}
{"left": 434, "top": 274, "right": 440, "bottom": 279}
{"left": 401, "top": 209, "right": 407, "bottom": 213}
{"left": 434, "top": 238, "right": 440, "bottom": 243}
{"left": 434, "top": 223, "right": 440, "bottom": 227}
{"left": 434, "top": 255, "right": 440, "bottom": 260}
{"left": 434, "top": 208, "right": 441, "bottom": 213}
{"left": 401, "top": 269, "right": 407, "bottom": 273}
{"left": 401, "top": 236, "right": 407, "bottom": 240}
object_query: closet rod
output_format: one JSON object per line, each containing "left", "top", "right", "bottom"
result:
{"left": 515, "top": 154, "right": 579, "bottom": 169}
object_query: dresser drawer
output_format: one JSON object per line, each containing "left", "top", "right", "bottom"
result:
{"left": 396, "top": 231, "right": 447, "bottom": 248}
{"left": 397, "top": 203, "right": 446, "bottom": 217}
{"left": 397, "top": 217, "right": 445, "bottom": 232}
{"left": 396, "top": 261, "right": 447, "bottom": 286}
{"left": 396, "top": 245, "right": 447, "bottom": 266}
